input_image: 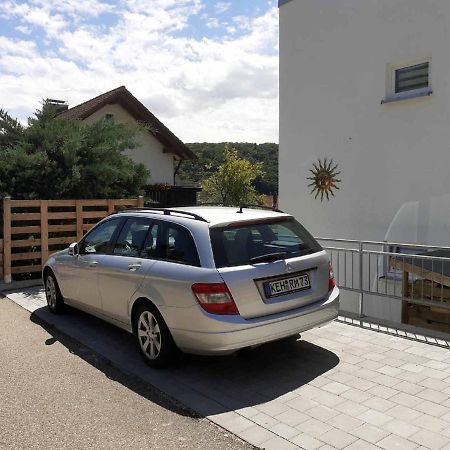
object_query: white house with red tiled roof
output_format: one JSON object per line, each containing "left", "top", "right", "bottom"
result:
{"left": 58, "top": 86, "right": 196, "bottom": 185}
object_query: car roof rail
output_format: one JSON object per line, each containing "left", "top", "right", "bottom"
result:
{"left": 112, "top": 207, "right": 209, "bottom": 223}
{"left": 198, "top": 202, "right": 284, "bottom": 214}
{"left": 237, "top": 204, "right": 285, "bottom": 214}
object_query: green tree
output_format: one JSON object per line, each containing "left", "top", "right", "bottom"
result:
{"left": 203, "top": 146, "right": 264, "bottom": 205}
{"left": 0, "top": 102, "right": 149, "bottom": 199}
{"left": 179, "top": 142, "right": 278, "bottom": 194}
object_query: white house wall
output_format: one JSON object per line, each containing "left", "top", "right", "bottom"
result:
{"left": 279, "top": 0, "right": 450, "bottom": 246}
{"left": 84, "top": 104, "right": 174, "bottom": 184}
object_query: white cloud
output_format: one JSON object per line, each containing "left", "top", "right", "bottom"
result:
{"left": 206, "top": 17, "right": 220, "bottom": 29}
{"left": 0, "top": 1, "right": 279, "bottom": 143}
{"left": 215, "top": 2, "right": 231, "bottom": 14}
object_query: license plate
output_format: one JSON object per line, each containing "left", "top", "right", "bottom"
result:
{"left": 264, "top": 273, "right": 311, "bottom": 298}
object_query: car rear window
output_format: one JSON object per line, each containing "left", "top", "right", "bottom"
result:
{"left": 209, "top": 218, "right": 323, "bottom": 268}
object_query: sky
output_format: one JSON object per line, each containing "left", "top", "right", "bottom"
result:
{"left": 0, "top": 0, "right": 279, "bottom": 143}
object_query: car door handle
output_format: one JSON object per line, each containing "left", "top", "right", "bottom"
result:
{"left": 128, "top": 263, "right": 142, "bottom": 271}
{"left": 89, "top": 261, "right": 99, "bottom": 267}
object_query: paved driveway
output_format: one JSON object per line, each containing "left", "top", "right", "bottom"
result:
{"left": 5, "top": 287, "right": 450, "bottom": 450}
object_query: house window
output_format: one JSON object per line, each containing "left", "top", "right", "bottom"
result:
{"left": 105, "top": 113, "right": 114, "bottom": 120}
{"left": 395, "top": 62, "right": 429, "bottom": 94}
{"left": 384, "top": 59, "right": 432, "bottom": 103}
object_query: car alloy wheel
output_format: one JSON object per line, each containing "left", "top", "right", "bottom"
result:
{"left": 137, "top": 311, "right": 162, "bottom": 360}
{"left": 45, "top": 273, "right": 64, "bottom": 313}
{"left": 134, "top": 303, "right": 177, "bottom": 368}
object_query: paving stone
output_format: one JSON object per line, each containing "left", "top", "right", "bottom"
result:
{"left": 237, "top": 425, "right": 277, "bottom": 446}
{"left": 409, "top": 429, "right": 450, "bottom": 449}
{"left": 306, "top": 404, "right": 339, "bottom": 422}
{"left": 259, "top": 436, "right": 300, "bottom": 450}
{"left": 327, "top": 413, "right": 363, "bottom": 432}
{"left": 295, "top": 418, "right": 333, "bottom": 438}
{"left": 344, "top": 439, "right": 381, "bottom": 450}
{"left": 357, "top": 409, "right": 393, "bottom": 427}
{"left": 334, "top": 399, "right": 369, "bottom": 418}
{"left": 389, "top": 392, "right": 423, "bottom": 408}
{"left": 377, "top": 365, "right": 404, "bottom": 377}
{"left": 394, "top": 381, "right": 425, "bottom": 395}
{"left": 211, "top": 413, "right": 255, "bottom": 433}
{"left": 416, "top": 388, "right": 450, "bottom": 404}
{"left": 363, "top": 396, "right": 396, "bottom": 412}
{"left": 318, "top": 428, "right": 358, "bottom": 449}
{"left": 366, "top": 385, "right": 399, "bottom": 399}
{"left": 377, "top": 434, "right": 419, "bottom": 450}
{"left": 396, "top": 371, "right": 428, "bottom": 384}
{"left": 340, "top": 388, "right": 372, "bottom": 403}
{"left": 295, "top": 384, "right": 325, "bottom": 400}
{"left": 400, "top": 363, "right": 425, "bottom": 373}
{"left": 286, "top": 396, "right": 319, "bottom": 413}
{"left": 274, "top": 408, "right": 311, "bottom": 427}
{"left": 374, "top": 373, "right": 403, "bottom": 387}
{"left": 411, "top": 413, "right": 449, "bottom": 433}
{"left": 310, "top": 391, "right": 346, "bottom": 407}
{"left": 414, "top": 400, "right": 450, "bottom": 418}
{"left": 268, "top": 423, "right": 300, "bottom": 440}
{"left": 419, "top": 377, "right": 450, "bottom": 392}
{"left": 419, "top": 368, "right": 449, "bottom": 380}
{"left": 386, "top": 405, "right": 423, "bottom": 422}
{"left": 257, "top": 400, "right": 291, "bottom": 416}
{"left": 251, "top": 412, "right": 279, "bottom": 428}
{"left": 321, "top": 381, "right": 351, "bottom": 395}
{"left": 383, "top": 418, "right": 420, "bottom": 439}
{"left": 236, "top": 406, "right": 259, "bottom": 419}
{"left": 290, "top": 432, "right": 324, "bottom": 449}
{"left": 350, "top": 423, "right": 390, "bottom": 444}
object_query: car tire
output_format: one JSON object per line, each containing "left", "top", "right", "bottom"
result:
{"left": 45, "top": 272, "right": 65, "bottom": 313}
{"left": 134, "top": 303, "right": 177, "bottom": 368}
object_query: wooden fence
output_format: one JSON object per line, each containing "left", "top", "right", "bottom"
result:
{"left": 2, "top": 196, "right": 144, "bottom": 283}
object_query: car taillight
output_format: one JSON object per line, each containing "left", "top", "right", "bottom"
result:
{"left": 192, "top": 283, "right": 240, "bottom": 315}
{"left": 328, "top": 262, "right": 336, "bottom": 291}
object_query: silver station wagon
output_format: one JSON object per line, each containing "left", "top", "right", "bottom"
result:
{"left": 43, "top": 206, "right": 339, "bottom": 367}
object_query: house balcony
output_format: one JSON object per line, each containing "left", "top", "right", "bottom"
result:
{"left": 143, "top": 184, "right": 202, "bottom": 207}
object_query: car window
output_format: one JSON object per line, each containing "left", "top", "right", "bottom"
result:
{"left": 113, "top": 218, "right": 152, "bottom": 257}
{"left": 210, "top": 218, "right": 322, "bottom": 268}
{"left": 160, "top": 222, "right": 200, "bottom": 266}
{"left": 140, "top": 223, "right": 159, "bottom": 259}
{"left": 79, "top": 218, "right": 122, "bottom": 255}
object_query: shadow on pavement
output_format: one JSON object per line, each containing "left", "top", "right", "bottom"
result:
{"left": 30, "top": 304, "right": 339, "bottom": 417}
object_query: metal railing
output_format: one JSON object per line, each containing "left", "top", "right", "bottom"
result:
{"left": 316, "top": 238, "right": 450, "bottom": 319}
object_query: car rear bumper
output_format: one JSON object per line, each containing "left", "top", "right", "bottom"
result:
{"left": 171, "top": 287, "right": 339, "bottom": 355}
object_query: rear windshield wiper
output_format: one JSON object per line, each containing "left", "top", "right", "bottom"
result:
{"left": 249, "top": 252, "right": 289, "bottom": 263}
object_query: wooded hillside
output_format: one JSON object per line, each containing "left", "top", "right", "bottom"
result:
{"left": 180, "top": 143, "right": 279, "bottom": 194}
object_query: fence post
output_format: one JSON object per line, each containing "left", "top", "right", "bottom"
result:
{"left": 138, "top": 196, "right": 144, "bottom": 208}
{"left": 107, "top": 199, "right": 114, "bottom": 215}
{"left": 40, "top": 200, "right": 49, "bottom": 266}
{"left": 358, "top": 240, "right": 364, "bottom": 318}
{"left": 3, "top": 196, "right": 11, "bottom": 283}
{"left": 76, "top": 200, "right": 83, "bottom": 241}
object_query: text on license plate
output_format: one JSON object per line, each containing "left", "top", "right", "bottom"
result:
{"left": 264, "top": 273, "right": 311, "bottom": 298}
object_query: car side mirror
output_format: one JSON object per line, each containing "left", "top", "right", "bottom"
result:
{"left": 68, "top": 242, "right": 79, "bottom": 256}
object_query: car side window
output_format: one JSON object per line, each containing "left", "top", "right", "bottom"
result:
{"left": 160, "top": 222, "right": 200, "bottom": 266}
{"left": 113, "top": 218, "right": 152, "bottom": 257}
{"left": 79, "top": 218, "right": 122, "bottom": 255}
{"left": 140, "top": 223, "right": 159, "bottom": 259}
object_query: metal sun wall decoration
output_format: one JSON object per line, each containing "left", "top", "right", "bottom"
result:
{"left": 307, "top": 158, "right": 342, "bottom": 201}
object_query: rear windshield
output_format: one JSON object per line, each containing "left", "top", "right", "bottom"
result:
{"left": 209, "top": 218, "right": 323, "bottom": 268}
